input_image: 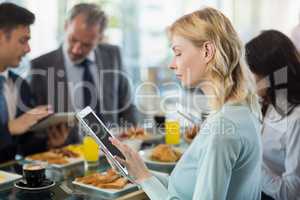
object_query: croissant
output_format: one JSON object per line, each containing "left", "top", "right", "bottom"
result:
{"left": 150, "top": 144, "right": 182, "bottom": 162}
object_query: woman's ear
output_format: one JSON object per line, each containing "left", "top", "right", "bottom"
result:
{"left": 202, "top": 41, "right": 215, "bottom": 64}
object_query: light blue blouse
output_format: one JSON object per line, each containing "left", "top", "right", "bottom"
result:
{"left": 140, "top": 104, "right": 262, "bottom": 200}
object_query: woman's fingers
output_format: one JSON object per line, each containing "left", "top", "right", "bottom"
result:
{"left": 110, "top": 137, "right": 138, "bottom": 162}
{"left": 109, "top": 138, "right": 152, "bottom": 183}
{"left": 109, "top": 137, "right": 129, "bottom": 155}
{"left": 114, "top": 156, "right": 127, "bottom": 166}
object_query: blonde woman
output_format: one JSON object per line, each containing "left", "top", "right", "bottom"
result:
{"left": 110, "top": 7, "right": 262, "bottom": 200}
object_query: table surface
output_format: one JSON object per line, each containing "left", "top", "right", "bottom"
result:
{"left": 0, "top": 157, "right": 150, "bottom": 200}
{"left": 0, "top": 131, "right": 190, "bottom": 200}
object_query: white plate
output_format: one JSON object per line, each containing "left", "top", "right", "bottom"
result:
{"left": 72, "top": 180, "right": 138, "bottom": 197}
{"left": 118, "top": 134, "right": 164, "bottom": 143}
{"left": 25, "top": 156, "right": 84, "bottom": 169}
{"left": 0, "top": 170, "right": 22, "bottom": 186}
{"left": 139, "top": 147, "right": 184, "bottom": 167}
{"left": 143, "top": 134, "right": 164, "bottom": 143}
{"left": 111, "top": 127, "right": 164, "bottom": 143}
{"left": 50, "top": 157, "right": 84, "bottom": 168}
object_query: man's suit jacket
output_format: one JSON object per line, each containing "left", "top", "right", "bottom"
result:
{"left": 30, "top": 44, "right": 137, "bottom": 142}
{"left": 0, "top": 71, "right": 47, "bottom": 163}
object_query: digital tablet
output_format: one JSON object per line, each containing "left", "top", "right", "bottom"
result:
{"left": 29, "top": 112, "right": 76, "bottom": 132}
{"left": 76, "top": 107, "right": 129, "bottom": 178}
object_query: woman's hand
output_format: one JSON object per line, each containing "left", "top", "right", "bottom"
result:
{"left": 109, "top": 137, "right": 152, "bottom": 183}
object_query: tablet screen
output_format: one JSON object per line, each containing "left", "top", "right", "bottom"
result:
{"left": 82, "top": 113, "right": 125, "bottom": 160}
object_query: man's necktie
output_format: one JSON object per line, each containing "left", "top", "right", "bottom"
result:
{"left": 0, "top": 75, "right": 8, "bottom": 124}
{"left": 76, "top": 59, "right": 100, "bottom": 115}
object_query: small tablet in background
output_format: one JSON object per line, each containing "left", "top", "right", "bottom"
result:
{"left": 29, "top": 112, "right": 76, "bottom": 132}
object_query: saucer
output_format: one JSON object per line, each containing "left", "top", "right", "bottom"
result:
{"left": 14, "top": 179, "right": 55, "bottom": 191}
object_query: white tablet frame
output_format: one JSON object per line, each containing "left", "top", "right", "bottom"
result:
{"left": 76, "top": 106, "right": 129, "bottom": 178}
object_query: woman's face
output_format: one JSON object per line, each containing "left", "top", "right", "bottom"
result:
{"left": 169, "top": 35, "right": 209, "bottom": 87}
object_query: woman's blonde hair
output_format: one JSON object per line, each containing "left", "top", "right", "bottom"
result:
{"left": 168, "top": 7, "right": 261, "bottom": 118}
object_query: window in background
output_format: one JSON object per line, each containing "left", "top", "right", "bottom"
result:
{"left": 3, "top": 0, "right": 300, "bottom": 86}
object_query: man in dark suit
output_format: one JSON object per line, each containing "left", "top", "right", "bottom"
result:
{"left": 30, "top": 3, "right": 137, "bottom": 142}
{"left": 0, "top": 3, "right": 70, "bottom": 163}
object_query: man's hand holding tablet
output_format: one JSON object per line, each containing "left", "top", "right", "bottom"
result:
{"left": 8, "top": 105, "right": 53, "bottom": 135}
{"left": 29, "top": 112, "right": 76, "bottom": 132}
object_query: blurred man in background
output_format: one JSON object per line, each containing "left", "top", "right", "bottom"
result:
{"left": 30, "top": 3, "right": 137, "bottom": 143}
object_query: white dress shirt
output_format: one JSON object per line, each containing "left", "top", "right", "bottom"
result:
{"left": 262, "top": 103, "right": 300, "bottom": 200}
{"left": 62, "top": 45, "right": 101, "bottom": 112}
{"left": 0, "top": 70, "right": 18, "bottom": 120}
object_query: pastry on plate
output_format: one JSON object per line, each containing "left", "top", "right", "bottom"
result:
{"left": 51, "top": 148, "right": 80, "bottom": 158}
{"left": 150, "top": 144, "right": 182, "bottom": 162}
{"left": 0, "top": 175, "right": 5, "bottom": 183}
{"left": 75, "top": 169, "right": 129, "bottom": 189}
{"left": 184, "top": 125, "right": 200, "bottom": 143}
{"left": 119, "top": 127, "right": 151, "bottom": 140}
{"left": 27, "top": 151, "right": 69, "bottom": 165}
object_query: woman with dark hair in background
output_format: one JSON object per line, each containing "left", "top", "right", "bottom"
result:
{"left": 246, "top": 30, "right": 300, "bottom": 200}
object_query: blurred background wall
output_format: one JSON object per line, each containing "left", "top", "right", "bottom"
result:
{"left": 2, "top": 0, "right": 300, "bottom": 119}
